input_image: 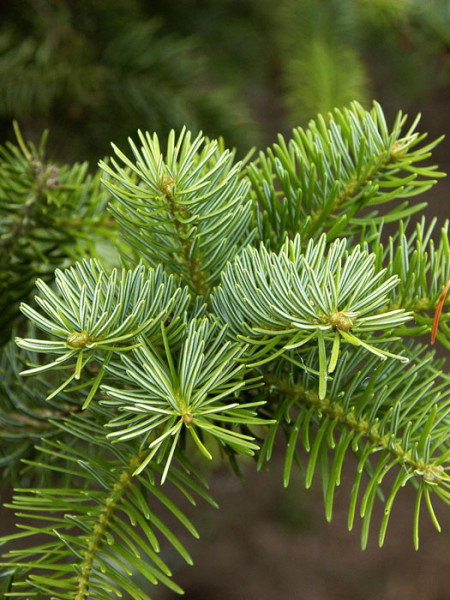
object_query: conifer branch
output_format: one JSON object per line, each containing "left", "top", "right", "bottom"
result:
{"left": 0, "top": 125, "right": 112, "bottom": 345}
{"left": 74, "top": 452, "right": 144, "bottom": 600}
{"left": 249, "top": 101, "right": 444, "bottom": 248}
{"left": 213, "top": 233, "right": 412, "bottom": 398}
{"left": 258, "top": 344, "right": 449, "bottom": 548}
{"left": 162, "top": 174, "right": 207, "bottom": 294}
{"left": 265, "top": 374, "right": 444, "bottom": 482}
{"left": 100, "top": 128, "right": 255, "bottom": 294}
{"left": 368, "top": 218, "right": 450, "bottom": 345}
{"left": 16, "top": 261, "right": 193, "bottom": 404}
{"left": 0, "top": 411, "right": 215, "bottom": 599}
{"left": 1, "top": 100, "right": 448, "bottom": 597}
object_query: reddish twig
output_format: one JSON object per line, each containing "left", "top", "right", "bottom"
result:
{"left": 431, "top": 280, "right": 450, "bottom": 345}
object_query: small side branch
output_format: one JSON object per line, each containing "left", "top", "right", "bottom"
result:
{"left": 74, "top": 453, "right": 144, "bottom": 600}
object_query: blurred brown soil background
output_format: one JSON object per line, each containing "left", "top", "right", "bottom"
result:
{"left": 154, "top": 451, "right": 450, "bottom": 600}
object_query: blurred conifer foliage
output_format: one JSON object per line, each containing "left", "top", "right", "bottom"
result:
{"left": 0, "top": 0, "right": 257, "bottom": 161}
{"left": 0, "top": 0, "right": 448, "bottom": 160}
{"left": 275, "top": 0, "right": 450, "bottom": 124}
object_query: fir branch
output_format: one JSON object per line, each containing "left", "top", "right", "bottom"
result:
{"left": 16, "top": 260, "right": 192, "bottom": 405}
{"left": 102, "top": 318, "right": 267, "bottom": 480}
{"left": 265, "top": 377, "right": 442, "bottom": 483}
{"left": 212, "top": 233, "right": 411, "bottom": 398}
{"left": 249, "top": 101, "right": 445, "bottom": 247}
{"left": 258, "top": 344, "right": 449, "bottom": 548}
{"left": 74, "top": 452, "right": 144, "bottom": 600}
{"left": 368, "top": 217, "right": 450, "bottom": 346}
{"left": 0, "top": 411, "right": 216, "bottom": 599}
{"left": 1, "top": 99, "right": 449, "bottom": 594}
{"left": 0, "top": 341, "right": 82, "bottom": 483}
{"left": 0, "top": 125, "right": 112, "bottom": 345}
{"left": 100, "top": 128, "right": 255, "bottom": 294}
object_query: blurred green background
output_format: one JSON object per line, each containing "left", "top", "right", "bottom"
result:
{"left": 0, "top": 0, "right": 448, "bottom": 161}
{"left": 0, "top": 1, "right": 449, "bottom": 599}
